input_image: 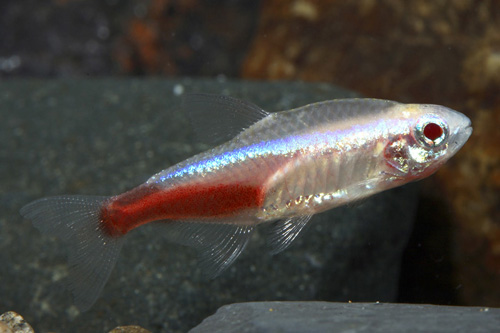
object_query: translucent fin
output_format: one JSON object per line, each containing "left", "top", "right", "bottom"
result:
{"left": 183, "top": 93, "right": 270, "bottom": 146}
{"left": 161, "top": 221, "right": 254, "bottom": 278}
{"left": 20, "top": 195, "right": 124, "bottom": 311}
{"left": 268, "top": 215, "right": 313, "bottom": 255}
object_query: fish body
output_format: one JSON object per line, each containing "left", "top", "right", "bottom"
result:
{"left": 20, "top": 94, "right": 472, "bottom": 310}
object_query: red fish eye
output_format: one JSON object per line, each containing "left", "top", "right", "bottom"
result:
{"left": 423, "top": 122, "right": 443, "bottom": 141}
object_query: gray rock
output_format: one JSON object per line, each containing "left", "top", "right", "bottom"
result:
{"left": 1, "top": 79, "right": 417, "bottom": 332}
{"left": 190, "top": 301, "right": 500, "bottom": 333}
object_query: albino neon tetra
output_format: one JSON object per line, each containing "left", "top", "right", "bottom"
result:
{"left": 20, "top": 94, "right": 472, "bottom": 310}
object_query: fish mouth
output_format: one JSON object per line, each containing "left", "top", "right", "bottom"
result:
{"left": 450, "top": 123, "right": 472, "bottom": 153}
{"left": 464, "top": 124, "right": 473, "bottom": 137}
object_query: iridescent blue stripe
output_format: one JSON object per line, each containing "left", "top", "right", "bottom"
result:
{"left": 158, "top": 119, "right": 393, "bottom": 183}
{"left": 160, "top": 135, "right": 313, "bottom": 182}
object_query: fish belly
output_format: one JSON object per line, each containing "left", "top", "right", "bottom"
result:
{"left": 258, "top": 143, "right": 382, "bottom": 220}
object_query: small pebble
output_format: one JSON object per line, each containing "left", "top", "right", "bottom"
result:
{"left": 173, "top": 84, "right": 184, "bottom": 96}
{"left": 109, "top": 325, "right": 151, "bottom": 333}
{"left": 0, "top": 312, "right": 34, "bottom": 333}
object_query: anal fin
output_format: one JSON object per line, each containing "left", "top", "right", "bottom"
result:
{"left": 161, "top": 221, "right": 254, "bottom": 278}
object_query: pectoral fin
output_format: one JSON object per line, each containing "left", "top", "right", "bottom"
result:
{"left": 267, "top": 215, "right": 313, "bottom": 255}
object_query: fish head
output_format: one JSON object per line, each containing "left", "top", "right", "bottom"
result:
{"left": 383, "top": 104, "right": 472, "bottom": 181}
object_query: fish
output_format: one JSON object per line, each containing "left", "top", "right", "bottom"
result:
{"left": 20, "top": 94, "right": 472, "bottom": 310}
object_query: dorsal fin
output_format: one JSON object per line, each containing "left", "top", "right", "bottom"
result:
{"left": 183, "top": 93, "right": 270, "bottom": 146}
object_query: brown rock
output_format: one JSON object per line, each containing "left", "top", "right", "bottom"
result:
{"left": 0, "top": 312, "right": 34, "bottom": 333}
{"left": 114, "top": 0, "right": 258, "bottom": 76}
{"left": 109, "top": 325, "right": 151, "bottom": 333}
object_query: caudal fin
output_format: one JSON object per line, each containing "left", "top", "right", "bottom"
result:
{"left": 20, "top": 195, "right": 124, "bottom": 311}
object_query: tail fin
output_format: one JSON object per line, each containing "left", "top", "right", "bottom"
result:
{"left": 20, "top": 195, "right": 124, "bottom": 311}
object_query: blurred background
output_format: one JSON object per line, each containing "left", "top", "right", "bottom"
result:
{"left": 1, "top": 0, "right": 498, "bottom": 308}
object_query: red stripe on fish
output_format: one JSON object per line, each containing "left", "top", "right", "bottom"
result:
{"left": 101, "top": 183, "right": 265, "bottom": 236}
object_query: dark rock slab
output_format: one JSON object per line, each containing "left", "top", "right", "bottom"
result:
{"left": 0, "top": 79, "right": 417, "bottom": 332}
{"left": 190, "top": 301, "right": 500, "bottom": 333}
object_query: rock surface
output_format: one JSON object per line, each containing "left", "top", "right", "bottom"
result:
{"left": 109, "top": 326, "right": 151, "bottom": 333}
{"left": 0, "top": 0, "right": 258, "bottom": 77}
{"left": 1, "top": 79, "right": 417, "bottom": 332}
{"left": 190, "top": 301, "right": 500, "bottom": 333}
